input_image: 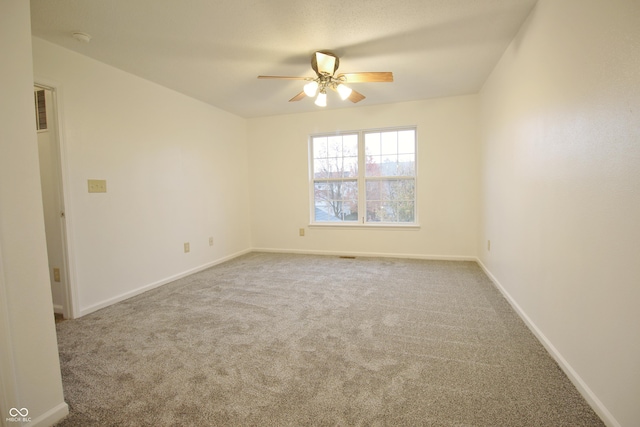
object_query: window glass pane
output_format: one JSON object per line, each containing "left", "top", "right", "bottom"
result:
{"left": 314, "top": 134, "right": 359, "bottom": 180}
{"left": 378, "top": 203, "right": 397, "bottom": 222}
{"left": 365, "top": 179, "right": 415, "bottom": 223}
{"left": 313, "top": 137, "right": 328, "bottom": 158}
{"left": 342, "top": 180, "right": 358, "bottom": 200}
{"left": 390, "top": 179, "right": 415, "bottom": 201}
{"left": 380, "top": 155, "right": 398, "bottom": 176}
{"left": 314, "top": 181, "right": 330, "bottom": 200}
{"left": 365, "top": 133, "right": 381, "bottom": 156}
{"left": 367, "top": 201, "right": 397, "bottom": 222}
{"left": 314, "top": 180, "right": 358, "bottom": 222}
{"left": 381, "top": 181, "right": 393, "bottom": 201}
{"left": 364, "top": 131, "right": 414, "bottom": 179}
{"left": 314, "top": 201, "right": 334, "bottom": 222}
{"left": 365, "top": 155, "right": 381, "bottom": 177}
{"left": 381, "top": 132, "right": 398, "bottom": 155}
{"left": 327, "top": 136, "right": 342, "bottom": 158}
{"left": 343, "top": 156, "right": 358, "bottom": 178}
{"left": 343, "top": 134, "right": 358, "bottom": 156}
{"left": 314, "top": 159, "right": 329, "bottom": 179}
{"left": 398, "top": 130, "right": 415, "bottom": 154}
{"left": 366, "top": 180, "right": 381, "bottom": 201}
{"left": 327, "top": 157, "right": 342, "bottom": 177}
{"left": 398, "top": 201, "right": 415, "bottom": 222}
{"left": 398, "top": 154, "right": 415, "bottom": 175}
{"left": 366, "top": 201, "right": 382, "bottom": 222}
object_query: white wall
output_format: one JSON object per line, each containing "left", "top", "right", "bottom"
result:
{"left": 478, "top": 1, "right": 640, "bottom": 426}
{"left": 247, "top": 97, "right": 481, "bottom": 259}
{"left": 0, "top": 1, "right": 68, "bottom": 425}
{"left": 32, "top": 38, "right": 251, "bottom": 316}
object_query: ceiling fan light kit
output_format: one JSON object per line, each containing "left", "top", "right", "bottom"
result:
{"left": 303, "top": 81, "right": 319, "bottom": 97}
{"left": 337, "top": 83, "right": 353, "bottom": 100}
{"left": 258, "top": 51, "right": 393, "bottom": 108}
{"left": 314, "top": 91, "right": 327, "bottom": 107}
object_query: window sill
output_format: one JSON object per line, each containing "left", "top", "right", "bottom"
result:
{"left": 309, "top": 223, "right": 420, "bottom": 230}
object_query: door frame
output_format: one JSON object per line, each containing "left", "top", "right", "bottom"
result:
{"left": 0, "top": 243, "right": 18, "bottom": 427}
{"left": 34, "top": 78, "right": 78, "bottom": 319}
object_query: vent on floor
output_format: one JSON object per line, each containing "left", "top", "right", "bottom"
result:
{"left": 339, "top": 256, "right": 356, "bottom": 259}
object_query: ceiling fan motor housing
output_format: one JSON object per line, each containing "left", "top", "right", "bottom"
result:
{"left": 311, "top": 51, "right": 340, "bottom": 75}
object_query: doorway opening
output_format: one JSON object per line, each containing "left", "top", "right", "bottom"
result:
{"left": 34, "top": 83, "right": 75, "bottom": 320}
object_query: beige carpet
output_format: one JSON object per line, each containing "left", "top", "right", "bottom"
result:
{"left": 54, "top": 252, "right": 603, "bottom": 426}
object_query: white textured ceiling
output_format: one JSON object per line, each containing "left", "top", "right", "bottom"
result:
{"left": 30, "top": 0, "right": 537, "bottom": 118}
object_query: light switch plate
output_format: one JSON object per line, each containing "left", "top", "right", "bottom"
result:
{"left": 88, "top": 179, "right": 107, "bottom": 193}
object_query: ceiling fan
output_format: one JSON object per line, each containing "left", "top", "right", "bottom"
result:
{"left": 258, "top": 51, "right": 393, "bottom": 107}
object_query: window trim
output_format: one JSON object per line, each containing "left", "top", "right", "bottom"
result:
{"left": 308, "top": 126, "right": 419, "bottom": 228}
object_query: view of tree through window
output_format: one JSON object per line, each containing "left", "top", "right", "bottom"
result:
{"left": 311, "top": 128, "right": 416, "bottom": 224}
{"left": 312, "top": 134, "right": 359, "bottom": 221}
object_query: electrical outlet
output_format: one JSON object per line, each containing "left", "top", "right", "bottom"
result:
{"left": 209, "top": 237, "right": 214, "bottom": 246}
{"left": 53, "top": 268, "right": 61, "bottom": 282}
{"left": 299, "top": 228, "right": 305, "bottom": 237}
{"left": 487, "top": 240, "right": 491, "bottom": 251}
{"left": 184, "top": 242, "right": 190, "bottom": 253}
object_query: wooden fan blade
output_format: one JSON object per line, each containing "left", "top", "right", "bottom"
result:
{"left": 257, "top": 75, "right": 308, "bottom": 80}
{"left": 338, "top": 72, "right": 394, "bottom": 83}
{"left": 315, "top": 52, "right": 337, "bottom": 75}
{"left": 348, "top": 89, "right": 366, "bottom": 103}
{"left": 289, "top": 91, "right": 306, "bottom": 102}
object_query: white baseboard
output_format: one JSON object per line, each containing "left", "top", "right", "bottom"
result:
{"left": 52, "top": 304, "right": 64, "bottom": 315}
{"left": 78, "top": 248, "right": 252, "bottom": 317}
{"left": 254, "top": 247, "right": 477, "bottom": 262}
{"left": 29, "top": 401, "right": 69, "bottom": 427}
{"left": 474, "top": 258, "right": 620, "bottom": 427}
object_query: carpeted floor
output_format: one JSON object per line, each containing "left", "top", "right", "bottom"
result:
{"left": 54, "top": 252, "right": 604, "bottom": 426}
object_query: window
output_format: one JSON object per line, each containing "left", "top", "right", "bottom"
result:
{"left": 34, "top": 89, "right": 47, "bottom": 131}
{"left": 310, "top": 127, "right": 417, "bottom": 225}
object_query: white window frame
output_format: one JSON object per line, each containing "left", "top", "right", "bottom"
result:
{"left": 308, "top": 126, "right": 419, "bottom": 228}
